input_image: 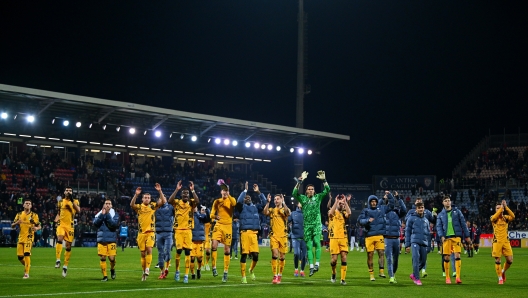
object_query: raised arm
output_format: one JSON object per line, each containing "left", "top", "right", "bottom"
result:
{"left": 130, "top": 187, "right": 142, "bottom": 209}
{"left": 281, "top": 194, "right": 291, "bottom": 217}
{"left": 168, "top": 180, "right": 182, "bottom": 204}
{"left": 238, "top": 181, "right": 249, "bottom": 205}
{"left": 155, "top": 183, "right": 166, "bottom": 207}
{"left": 263, "top": 193, "right": 271, "bottom": 216}
{"left": 189, "top": 181, "right": 200, "bottom": 205}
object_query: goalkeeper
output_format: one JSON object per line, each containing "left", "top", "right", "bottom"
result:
{"left": 292, "top": 170, "right": 330, "bottom": 277}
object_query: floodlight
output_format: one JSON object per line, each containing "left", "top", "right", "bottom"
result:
{"left": 307, "top": 149, "right": 313, "bottom": 155}
{"left": 155, "top": 131, "right": 162, "bottom": 137}
{"left": 63, "top": 120, "right": 69, "bottom": 126}
{"left": 267, "top": 144, "right": 272, "bottom": 150}
{"left": 75, "top": 122, "right": 81, "bottom": 128}
{"left": 232, "top": 140, "right": 238, "bottom": 146}
{"left": 191, "top": 136, "right": 197, "bottom": 142}
{"left": 129, "top": 128, "right": 136, "bottom": 134}
{"left": 223, "top": 139, "right": 230, "bottom": 145}
{"left": 298, "top": 148, "right": 304, "bottom": 154}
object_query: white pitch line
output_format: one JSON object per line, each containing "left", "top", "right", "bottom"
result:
{"left": 0, "top": 283, "right": 271, "bottom": 298}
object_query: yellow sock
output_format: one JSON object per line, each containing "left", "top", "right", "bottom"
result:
{"left": 141, "top": 257, "right": 146, "bottom": 271}
{"left": 272, "top": 259, "right": 278, "bottom": 275}
{"left": 369, "top": 269, "right": 374, "bottom": 276}
{"left": 55, "top": 243, "right": 63, "bottom": 260}
{"left": 341, "top": 265, "right": 347, "bottom": 281}
{"left": 279, "top": 259, "right": 285, "bottom": 275}
{"left": 100, "top": 260, "right": 107, "bottom": 277}
{"left": 380, "top": 268, "right": 385, "bottom": 275}
{"left": 64, "top": 250, "right": 71, "bottom": 266}
{"left": 176, "top": 254, "right": 181, "bottom": 271}
{"left": 185, "top": 255, "right": 191, "bottom": 275}
{"left": 224, "top": 254, "right": 230, "bottom": 272}
{"left": 250, "top": 260, "right": 257, "bottom": 272}
{"left": 455, "top": 259, "right": 461, "bottom": 278}
{"left": 211, "top": 251, "right": 217, "bottom": 268}
{"left": 241, "top": 262, "right": 247, "bottom": 277}
{"left": 145, "top": 254, "right": 152, "bottom": 269}
{"left": 444, "top": 261, "right": 450, "bottom": 278}
{"left": 24, "top": 256, "right": 31, "bottom": 274}
{"left": 495, "top": 263, "right": 502, "bottom": 278}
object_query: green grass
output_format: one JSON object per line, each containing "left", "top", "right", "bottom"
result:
{"left": 1, "top": 246, "right": 527, "bottom": 297}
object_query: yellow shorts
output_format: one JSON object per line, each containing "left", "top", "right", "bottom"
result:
{"left": 191, "top": 241, "right": 204, "bottom": 257}
{"left": 366, "top": 235, "right": 384, "bottom": 252}
{"left": 137, "top": 232, "right": 155, "bottom": 251}
{"left": 492, "top": 241, "right": 513, "bottom": 258}
{"left": 56, "top": 226, "right": 74, "bottom": 243}
{"left": 442, "top": 237, "right": 462, "bottom": 254}
{"left": 17, "top": 242, "right": 32, "bottom": 256}
{"left": 97, "top": 243, "right": 117, "bottom": 256}
{"left": 270, "top": 236, "right": 288, "bottom": 254}
{"left": 212, "top": 224, "right": 232, "bottom": 246}
{"left": 175, "top": 230, "right": 193, "bottom": 250}
{"left": 240, "top": 230, "right": 259, "bottom": 254}
{"left": 330, "top": 238, "right": 349, "bottom": 255}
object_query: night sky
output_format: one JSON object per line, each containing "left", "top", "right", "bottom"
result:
{"left": 1, "top": 1, "right": 527, "bottom": 188}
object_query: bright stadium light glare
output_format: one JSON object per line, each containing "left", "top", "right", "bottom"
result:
{"left": 75, "top": 122, "right": 81, "bottom": 128}
{"left": 307, "top": 149, "right": 313, "bottom": 155}
{"left": 276, "top": 146, "right": 281, "bottom": 151}
{"left": 232, "top": 140, "right": 238, "bottom": 146}
{"left": 298, "top": 148, "right": 304, "bottom": 154}
{"left": 116, "top": 126, "right": 120, "bottom": 132}
{"left": 63, "top": 120, "right": 69, "bottom": 126}
{"left": 267, "top": 144, "right": 272, "bottom": 150}
{"left": 1, "top": 112, "right": 7, "bottom": 119}
{"left": 88, "top": 123, "right": 93, "bottom": 128}
{"left": 223, "top": 139, "right": 230, "bottom": 145}
{"left": 102, "top": 125, "right": 106, "bottom": 130}
{"left": 180, "top": 134, "right": 184, "bottom": 139}
{"left": 215, "top": 138, "right": 221, "bottom": 144}
{"left": 254, "top": 143, "right": 260, "bottom": 149}
{"left": 51, "top": 118, "right": 55, "bottom": 124}
{"left": 143, "top": 130, "right": 147, "bottom": 135}
{"left": 129, "top": 128, "right": 136, "bottom": 134}
{"left": 155, "top": 131, "right": 162, "bottom": 138}
{"left": 245, "top": 142, "right": 251, "bottom": 148}
{"left": 260, "top": 144, "right": 266, "bottom": 149}
{"left": 191, "top": 136, "right": 197, "bottom": 142}
{"left": 290, "top": 148, "right": 294, "bottom": 153}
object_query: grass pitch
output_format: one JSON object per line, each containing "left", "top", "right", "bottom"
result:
{"left": 0, "top": 246, "right": 526, "bottom": 297}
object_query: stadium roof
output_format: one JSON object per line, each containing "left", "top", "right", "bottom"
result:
{"left": 0, "top": 84, "right": 349, "bottom": 162}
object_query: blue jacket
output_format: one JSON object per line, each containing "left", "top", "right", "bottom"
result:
{"left": 358, "top": 195, "right": 389, "bottom": 237}
{"left": 288, "top": 207, "right": 304, "bottom": 239}
{"left": 436, "top": 207, "right": 470, "bottom": 239}
{"left": 192, "top": 209, "right": 210, "bottom": 241}
{"left": 155, "top": 203, "right": 174, "bottom": 233}
{"left": 381, "top": 194, "right": 407, "bottom": 237}
{"left": 405, "top": 212, "right": 430, "bottom": 247}
{"left": 236, "top": 190, "right": 266, "bottom": 231}
{"left": 94, "top": 209, "right": 120, "bottom": 243}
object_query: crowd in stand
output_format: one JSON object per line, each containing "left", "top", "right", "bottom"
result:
{"left": 2, "top": 145, "right": 528, "bottom": 247}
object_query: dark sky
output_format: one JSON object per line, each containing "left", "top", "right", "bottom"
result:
{"left": 1, "top": 1, "right": 527, "bottom": 187}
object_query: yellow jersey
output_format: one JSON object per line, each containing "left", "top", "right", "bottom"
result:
{"left": 329, "top": 210, "right": 348, "bottom": 239}
{"left": 268, "top": 207, "right": 288, "bottom": 238}
{"left": 133, "top": 202, "right": 158, "bottom": 234}
{"left": 13, "top": 211, "right": 40, "bottom": 244}
{"left": 170, "top": 199, "right": 197, "bottom": 230}
{"left": 491, "top": 206, "right": 515, "bottom": 243}
{"left": 210, "top": 196, "right": 236, "bottom": 225}
{"left": 58, "top": 198, "right": 79, "bottom": 229}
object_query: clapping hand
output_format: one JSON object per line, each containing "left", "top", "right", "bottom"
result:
{"left": 316, "top": 170, "right": 326, "bottom": 181}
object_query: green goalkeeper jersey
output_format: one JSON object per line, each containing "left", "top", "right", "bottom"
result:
{"left": 292, "top": 184, "right": 330, "bottom": 227}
